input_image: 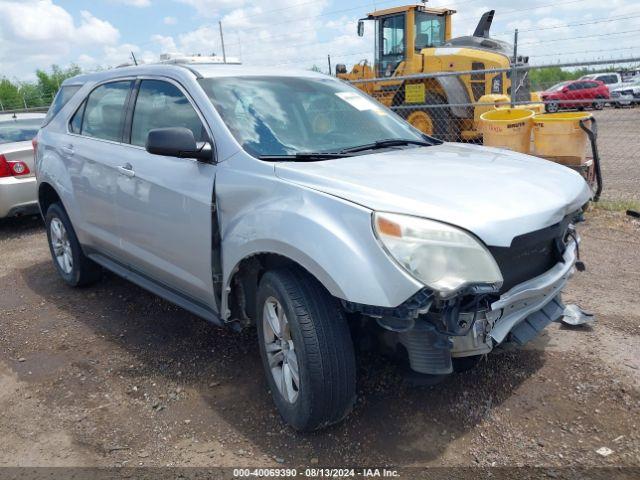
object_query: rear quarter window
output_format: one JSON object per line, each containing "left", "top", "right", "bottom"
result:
{"left": 43, "top": 85, "right": 82, "bottom": 125}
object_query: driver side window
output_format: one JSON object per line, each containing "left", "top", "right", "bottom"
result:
{"left": 130, "top": 80, "right": 207, "bottom": 148}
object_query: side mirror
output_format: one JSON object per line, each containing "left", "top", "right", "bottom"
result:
{"left": 335, "top": 64, "right": 347, "bottom": 75}
{"left": 562, "top": 87, "right": 569, "bottom": 93}
{"left": 357, "top": 19, "right": 364, "bottom": 37}
{"left": 146, "top": 127, "right": 212, "bottom": 161}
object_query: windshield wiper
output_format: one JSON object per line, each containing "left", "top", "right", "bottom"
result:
{"left": 338, "top": 138, "right": 434, "bottom": 154}
{"left": 258, "top": 152, "right": 350, "bottom": 161}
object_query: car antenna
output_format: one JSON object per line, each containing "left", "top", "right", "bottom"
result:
{"left": 130, "top": 51, "right": 138, "bottom": 66}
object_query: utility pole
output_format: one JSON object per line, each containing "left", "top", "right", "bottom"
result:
{"left": 511, "top": 28, "right": 518, "bottom": 108}
{"left": 327, "top": 54, "right": 332, "bottom": 76}
{"left": 219, "top": 21, "right": 227, "bottom": 63}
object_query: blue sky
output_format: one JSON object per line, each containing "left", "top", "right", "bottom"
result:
{"left": 1, "top": 0, "right": 639, "bottom": 80}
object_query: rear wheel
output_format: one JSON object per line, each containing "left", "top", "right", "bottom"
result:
{"left": 45, "top": 203, "right": 101, "bottom": 287}
{"left": 256, "top": 268, "right": 356, "bottom": 431}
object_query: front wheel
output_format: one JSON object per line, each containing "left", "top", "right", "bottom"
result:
{"left": 256, "top": 268, "right": 356, "bottom": 431}
{"left": 545, "top": 101, "right": 559, "bottom": 113}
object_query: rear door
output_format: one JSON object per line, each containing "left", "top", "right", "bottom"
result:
{"left": 66, "top": 80, "right": 134, "bottom": 258}
{"left": 114, "top": 77, "right": 217, "bottom": 310}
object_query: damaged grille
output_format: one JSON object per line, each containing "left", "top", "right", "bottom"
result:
{"left": 489, "top": 216, "right": 572, "bottom": 293}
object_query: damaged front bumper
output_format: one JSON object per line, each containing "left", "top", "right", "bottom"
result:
{"left": 397, "top": 241, "right": 581, "bottom": 375}
{"left": 459, "top": 239, "right": 578, "bottom": 351}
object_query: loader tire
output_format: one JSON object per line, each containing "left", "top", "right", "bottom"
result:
{"left": 395, "top": 91, "right": 460, "bottom": 142}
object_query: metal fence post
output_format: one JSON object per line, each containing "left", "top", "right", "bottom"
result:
{"left": 511, "top": 29, "right": 518, "bottom": 108}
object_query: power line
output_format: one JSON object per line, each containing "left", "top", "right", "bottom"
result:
{"left": 492, "top": 12, "right": 640, "bottom": 37}
{"left": 520, "top": 28, "right": 640, "bottom": 46}
{"left": 530, "top": 45, "right": 640, "bottom": 59}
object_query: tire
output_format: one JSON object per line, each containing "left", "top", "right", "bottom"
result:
{"left": 545, "top": 101, "right": 559, "bottom": 113}
{"left": 256, "top": 267, "right": 356, "bottom": 431}
{"left": 396, "top": 90, "right": 460, "bottom": 142}
{"left": 593, "top": 96, "right": 605, "bottom": 110}
{"left": 45, "top": 203, "right": 101, "bottom": 287}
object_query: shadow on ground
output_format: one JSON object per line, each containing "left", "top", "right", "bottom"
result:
{"left": 17, "top": 259, "right": 546, "bottom": 464}
{"left": 0, "top": 215, "right": 43, "bottom": 238}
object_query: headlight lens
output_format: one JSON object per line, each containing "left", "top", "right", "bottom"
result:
{"left": 373, "top": 212, "right": 503, "bottom": 295}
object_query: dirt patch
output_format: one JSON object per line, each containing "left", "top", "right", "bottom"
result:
{"left": 0, "top": 211, "right": 638, "bottom": 468}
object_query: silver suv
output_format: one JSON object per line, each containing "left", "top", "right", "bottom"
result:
{"left": 35, "top": 64, "right": 592, "bottom": 431}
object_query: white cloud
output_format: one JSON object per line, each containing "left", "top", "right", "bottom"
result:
{"left": 163, "top": 16, "right": 178, "bottom": 25}
{"left": 151, "top": 34, "right": 178, "bottom": 53}
{"left": 176, "top": 0, "right": 242, "bottom": 18}
{"left": 112, "top": 0, "right": 151, "bottom": 6}
{"left": 76, "top": 10, "right": 120, "bottom": 45}
{"left": 0, "top": 0, "right": 120, "bottom": 79}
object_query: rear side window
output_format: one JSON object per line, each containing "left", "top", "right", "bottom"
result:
{"left": 44, "top": 85, "right": 81, "bottom": 125}
{"left": 81, "top": 81, "right": 132, "bottom": 142}
{"left": 130, "top": 80, "right": 206, "bottom": 147}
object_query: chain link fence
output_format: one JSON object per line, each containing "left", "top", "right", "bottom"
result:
{"left": 0, "top": 92, "right": 56, "bottom": 113}
{"left": 347, "top": 58, "right": 640, "bottom": 203}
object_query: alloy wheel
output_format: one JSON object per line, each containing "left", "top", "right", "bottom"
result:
{"left": 50, "top": 217, "right": 73, "bottom": 274}
{"left": 262, "top": 296, "right": 300, "bottom": 403}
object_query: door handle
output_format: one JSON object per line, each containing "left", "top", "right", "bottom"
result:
{"left": 117, "top": 163, "right": 135, "bottom": 177}
{"left": 61, "top": 144, "right": 74, "bottom": 156}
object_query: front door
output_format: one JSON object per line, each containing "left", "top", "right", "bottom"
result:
{"left": 115, "top": 78, "right": 217, "bottom": 310}
{"left": 377, "top": 14, "right": 406, "bottom": 77}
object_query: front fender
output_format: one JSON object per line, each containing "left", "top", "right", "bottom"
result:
{"left": 217, "top": 161, "right": 422, "bottom": 319}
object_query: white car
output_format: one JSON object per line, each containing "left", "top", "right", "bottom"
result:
{"left": 0, "top": 112, "right": 45, "bottom": 218}
{"left": 610, "top": 79, "right": 640, "bottom": 107}
{"left": 580, "top": 72, "right": 624, "bottom": 93}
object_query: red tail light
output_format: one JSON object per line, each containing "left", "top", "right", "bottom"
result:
{"left": 0, "top": 154, "right": 31, "bottom": 178}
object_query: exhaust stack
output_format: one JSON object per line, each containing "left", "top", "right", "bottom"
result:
{"left": 473, "top": 10, "right": 495, "bottom": 38}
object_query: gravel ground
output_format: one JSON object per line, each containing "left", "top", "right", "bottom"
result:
{"left": 0, "top": 209, "right": 638, "bottom": 469}
{"left": 591, "top": 108, "right": 640, "bottom": 203}
{"left": 0, "top": 109, "right": 639, "bottom": 471}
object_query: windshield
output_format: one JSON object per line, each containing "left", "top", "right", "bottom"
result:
{"left": 198, "top": 76, "right": 424, "bottom": 157}
{"left": 0, "top": 118, "right": 43, "bottom": 145}
{"left": 548, "top": 81, "right": 569, "bottom": 92}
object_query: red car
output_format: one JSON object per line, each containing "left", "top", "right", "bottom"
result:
{"left": 541, "top": 79, "right": 610, "bottom": 113}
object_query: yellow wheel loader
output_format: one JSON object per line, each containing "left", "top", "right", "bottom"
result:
{"left": 336, "top": 3, "right": 536, "bottom": 141}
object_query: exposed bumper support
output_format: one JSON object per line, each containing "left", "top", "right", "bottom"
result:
{"left": 489, "top": 241, "right": 577, "bottom": 344}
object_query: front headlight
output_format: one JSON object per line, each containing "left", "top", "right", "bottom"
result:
{"left": 373, "top": 212, "right": 503, "bottom": 295}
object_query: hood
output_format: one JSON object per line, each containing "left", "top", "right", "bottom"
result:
{"left": 275, "top": 143, "right": 592, "bottom": 247}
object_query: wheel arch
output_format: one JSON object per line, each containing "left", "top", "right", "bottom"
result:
{"left": 222, "top": 246, "right": 347, "bottom": 324}
{"left": 38, "top": 181, "right": 63, "bottom": 217}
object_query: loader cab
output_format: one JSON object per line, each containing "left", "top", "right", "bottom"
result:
{"left": 360, "top": 5, "right": 455, "bottom": 78}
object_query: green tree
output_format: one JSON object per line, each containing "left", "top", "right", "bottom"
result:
{"left": 0, "top": 64, "right": 81, "bottom": 111}
{"left": 35, "top": 64, "right": 82, "bottom": 102}
{"left": 0, "top": 78, "right": 22, "bottom": 110}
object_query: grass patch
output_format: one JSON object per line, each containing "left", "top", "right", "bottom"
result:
{"left": 592, "top": 199, "right": 640, "bottom": 212}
